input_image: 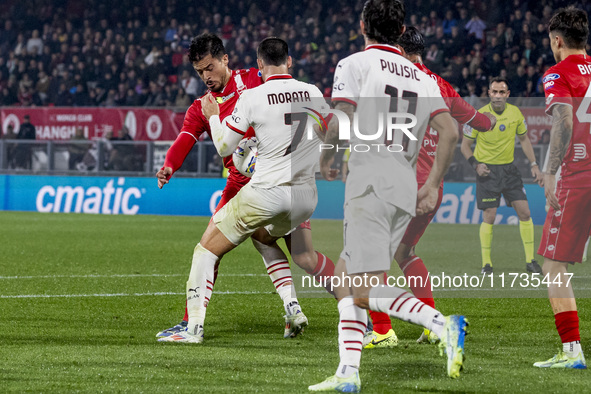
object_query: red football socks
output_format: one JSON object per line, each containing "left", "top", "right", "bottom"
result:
{"left": 399, "top": 256, "right": 434, "bottom": 308}
{"left": 555, "top": 310, "right": 580, "bottom": 343}
{"left": 307, "top": 252, "right": 336, "bottom": 295}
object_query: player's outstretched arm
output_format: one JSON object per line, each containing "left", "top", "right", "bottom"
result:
{"left": 446, "top": 87, "right": 495, "bottom": 131}
{"left": 418, "top": 111, "right": 458, "bottom": 215}
{"left": 156, "top": 132, "right": 199, "bottom": 189}
{"left": 481, "top": 112, "right": 497, "bottom": 130}
{"left": 544, "top": 104, "right": 573, "bottom": 210}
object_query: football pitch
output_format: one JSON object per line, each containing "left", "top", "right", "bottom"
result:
{"left": 1, "top": 211, "right": 590, "bottom": 392}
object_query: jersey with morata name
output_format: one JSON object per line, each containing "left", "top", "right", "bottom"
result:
{"left": 332, "top": 44, "right": 449, "bottom": 215}
{"left": 222, "top": 74, "right": 328, "bottom": 188}
{"left": 543, "top": 53, "right": 591, "bottom": 188}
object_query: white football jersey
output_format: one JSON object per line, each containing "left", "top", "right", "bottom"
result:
{"left": 224, "top": 74, "right": 328, "bottom": 188}
{"left": 332, "top": 44, "right": 448, "bottom": 214}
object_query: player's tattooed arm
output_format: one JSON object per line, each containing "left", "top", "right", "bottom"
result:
{"left": 544, "top": 103, "right": 573, "bottom": 210}
{"left": 319, "top": 101, "right": 354, "bottom": 181}
{"left": 548, "top": 104, "right": 573, "bottom": 175}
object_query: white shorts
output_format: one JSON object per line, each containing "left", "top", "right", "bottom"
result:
{"left": 213, "top": 183, "right": 317, "bottom": 245}
{"left": 340, "top": 189, "right": 411, "bottom": 275}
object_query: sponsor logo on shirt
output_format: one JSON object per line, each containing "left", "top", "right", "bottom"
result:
{"left": 544, "top": 81, "right": 555, "bottom": 89}
{"left": 499, "top": 124, "right": 506, "bottom": 131}
{"left": 216, "top": 92, "right": 236, "bottom": 104}
{"left": 574, "top": 143, "right": 587, "bottom": 161}
{"left": 542, "top": 73, "right": 560, "bottom": 83}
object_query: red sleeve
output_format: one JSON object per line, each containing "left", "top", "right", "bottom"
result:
{"left": 543, "top": 69, "right": 572, "bottom": 115}
{"left": 467, "top": 112, "right": 492, "bottom": 131}
{"left": 163, "top": 132, "right": 197, "bottom": 174}
{"left": 180, "top": 100, "right": 208, "bottom": 138}
{"left": 437, "top": 77, "right": 487, "bottom": 129}
{"left": 163, "top": 101, "right": 207, "bottom": 175}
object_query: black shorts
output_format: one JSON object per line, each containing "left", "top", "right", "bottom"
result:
{"left": 476, "top": 163, "right": 527, "bottom": 210}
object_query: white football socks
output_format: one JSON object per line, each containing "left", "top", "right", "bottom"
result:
{"left": 336, "top": 297, "right": 366, "bottom": 377}
{"left": 186, "top": 243, "right": 217, "bottom": 335}
{"left": 564, "top": 341, "right": 583, "bottom": 358}
{"left": 252, "top": 238, "right": 298, "bottom": 311}
{"left": 277, "top": 283, "right": 299, "bottom": 312}
{"left": 369, "top": 285, "right": 446, "bottom": 338}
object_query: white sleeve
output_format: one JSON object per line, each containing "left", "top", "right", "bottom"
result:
{"left": 209, "top": 95, "right": 251, "bottom": 157}
{"left": 331, "top": 57, "right": 361, "bottom": 106}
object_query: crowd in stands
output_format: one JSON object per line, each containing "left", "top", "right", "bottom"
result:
{"left": 0, "top": 0, "right": 590, "bottom": 109}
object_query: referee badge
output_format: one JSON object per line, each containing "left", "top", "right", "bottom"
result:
{"left": 499, "top": 124, "right": 506, "bottom": 131}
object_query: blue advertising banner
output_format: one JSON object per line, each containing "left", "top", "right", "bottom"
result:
{"left": 433, "top": 183, "right": 548, "bottom": 225}
{"left": 0, "top": 175, "right": 226, "bottom": 216}
{"left": 0, "top": 175, "right": 548, "bottom": 225}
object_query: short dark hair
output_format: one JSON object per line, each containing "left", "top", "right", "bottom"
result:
{"left": 188, "top": 33, "right": 226, "bottom": 63}
{"left": 398, "top": 26, "right": 424, "bottom": 55}
{"left": 361, "top": 0, "right": 405, "bottom": 46}
{"left": 489, "top": 76, "right": 510, "bottom": 90}
{"left": 257, "top": 37, "right": 289, "bottom": 66}
{"left": 548, "top": 7, "right": 589, "bottom": 49}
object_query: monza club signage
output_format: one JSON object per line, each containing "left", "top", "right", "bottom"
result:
{"left": 1, "top": 107, "right": 187, "bottom": 141}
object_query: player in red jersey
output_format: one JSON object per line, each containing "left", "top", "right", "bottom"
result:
{"left": 533, "top": 7, "right": 591, "bottom": 369}
{"left": 363, "top": 27, "right": 496, "bottom": 348}
{"left": 155, "top": 34, "right": 336, "bottom": 342}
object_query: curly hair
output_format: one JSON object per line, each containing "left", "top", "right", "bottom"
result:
{"left": 188, "top": 33, "right": 226, "bottom": 63}
{"left": 361, "top": 0, "right": 405, "bottom": 46}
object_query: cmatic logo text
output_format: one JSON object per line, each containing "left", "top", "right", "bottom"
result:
{"left": 36, "top": 178, "right": 143, "bottom": 214}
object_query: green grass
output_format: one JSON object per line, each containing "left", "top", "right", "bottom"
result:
{"left": 1, "top": 211, "right": 590, "bottom": 392}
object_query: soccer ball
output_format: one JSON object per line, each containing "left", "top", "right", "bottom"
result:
{"left": 233, "top": 137, "right": 258, "bottom": 177}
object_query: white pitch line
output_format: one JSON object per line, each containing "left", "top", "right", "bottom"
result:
{"left": 0, "top": 290, "right": 272, "bottom": 299}
{"left": 0, "top": 290, "right": 325, "bottom": 299}
{"left": 4, "top": 287, "right": 591, "bottom": 299}
{"left": 2, "top": 273, "right": 590, "bottom": 281}
{"left": 0, "top": 273, "right": 268, "bottom": 280}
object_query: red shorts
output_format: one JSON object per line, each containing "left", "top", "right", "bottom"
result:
{"left": 538, "top": 186, "right": 591, "bottom": 263}
{"left": 401, "top": 184, "right": 444, "bottom": 247}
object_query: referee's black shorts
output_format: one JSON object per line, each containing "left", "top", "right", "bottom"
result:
{"left": 476, "top": 163, "right": 527, "bottom": 210}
